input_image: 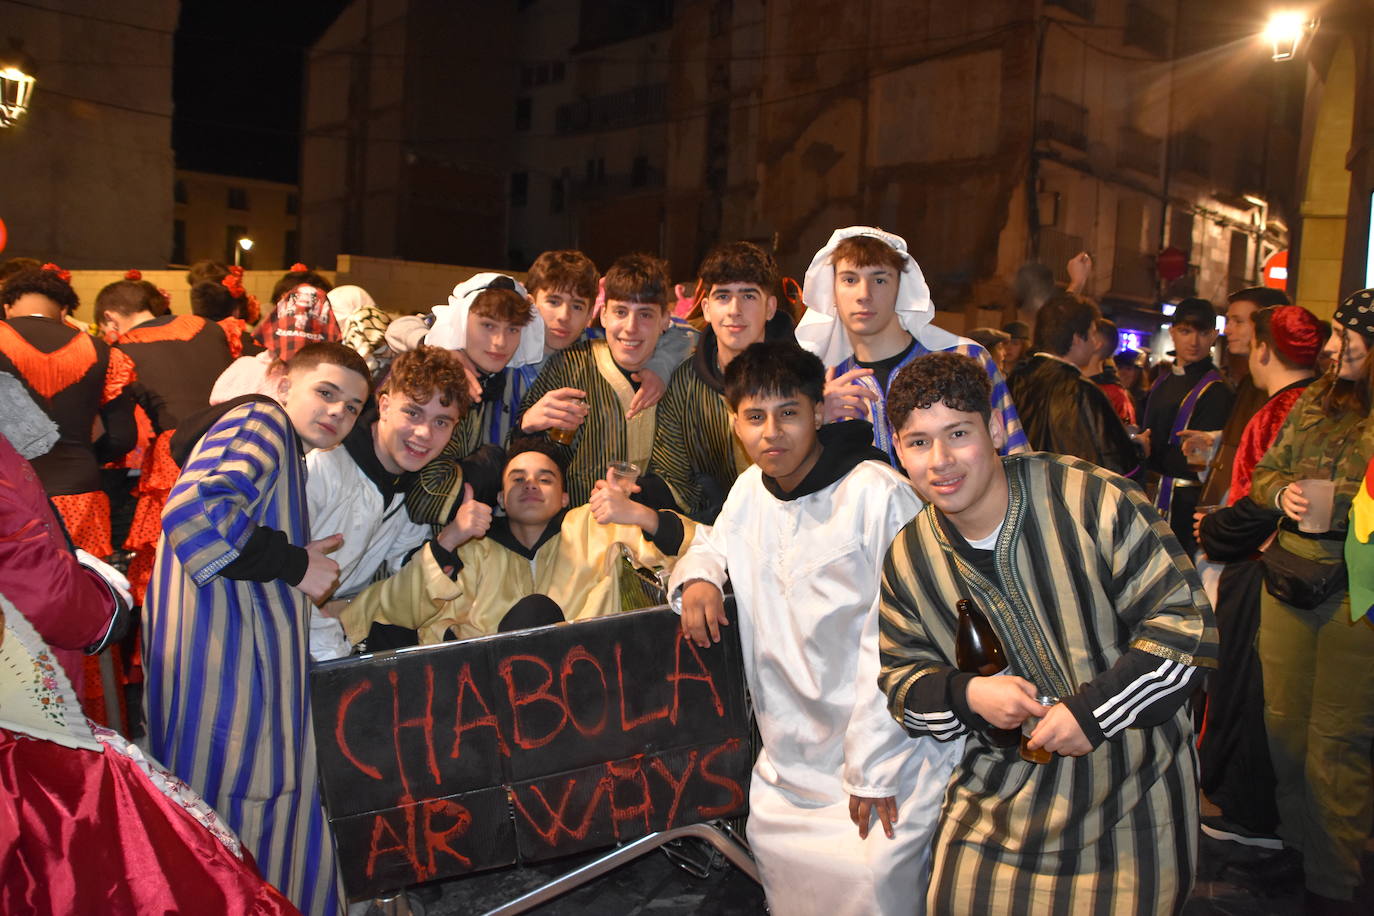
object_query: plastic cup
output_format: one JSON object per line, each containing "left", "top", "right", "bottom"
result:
{"left": 606, "top": 461, "right": 641, "bottom": 492}
{"left": 1297, "top": 479, "right": 1336, "bottom": 533}
{"left": 1182, "top": 432, "right": 1212, "bottom": 470}
{"left": 546, "top": 396, "right": 586, "bottom": 445}
{"left": 1019, "top": 696, "right": 1058, "bottom": 764}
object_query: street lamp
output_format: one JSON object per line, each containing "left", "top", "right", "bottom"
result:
{"left": 0, "top": 64, "right": 35, "bottom": 127}
{"left": 1264, "top": 11, "right": 1317, "bottom": 61}
{"left": 234, "top": 237, "right": 254, "bottom": 267}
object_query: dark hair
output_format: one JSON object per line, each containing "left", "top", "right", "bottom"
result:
{"left": 270, "top": 268, "right": 333, "bottom": 305}
{"left": 722, "top": 340, "right": 824, "bottom": 410}
{"left": 1228, "top": 286, "right": 1290, "bottom": 308}
{"left": 0, "top": 257, "right": 43, "bottom": 286}
{"left": 1322, "top": 325, "right": 1374, "bottom": 418}
{"left": 186, "top": 260, "right": 230, "bottom": 287}
{"left": 526, "top": 250, "right": 598, "bottom": 301}
{"left": 602, "top": 253, "right": 671, "bottom": 309}
{"left": 286, "top": 341, "right": 374, "bottom": 400}
{"left": 1172, "top": 297, "right": 1217, "bottom": 330}
{"left": 1032, "top": 292, "right": 1099, "bottom": 357}
{"left": 380, "top": 345, "right": 470, "bottom": 411}
{"left": 190, "top": 280, "right": 242, "bottom": 321}
{"left": 505, "top": 435, "right": 569, "bottom": 485}
{"left": 886, "top": 352, "right": 993, "bottom": 429}
{"left": 1092, "top": 317, "right": 1119, "bottom": 360}
{"left": 0, "top": 268, "right": 79, "bottom": 313}
{"left": 470, "top": 287, "right": 534, "bottom": 326}
{"left": 829, "top": 235, "right": 905, "bottom": 273}
{"left": 95, "top": 279, "right": 167, "bottom": 318}
{"left": 697, "top": 241, "right": 779, "bottom": 298}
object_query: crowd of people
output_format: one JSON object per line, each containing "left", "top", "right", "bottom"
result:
{"left": 0, "top": 226, "right": 1369, "bottom": 916}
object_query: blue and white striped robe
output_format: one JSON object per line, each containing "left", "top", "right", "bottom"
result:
{"left": 143, "top": 400, "right": 342, "bottom": 915}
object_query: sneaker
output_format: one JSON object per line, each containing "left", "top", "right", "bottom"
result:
{"left": 1223, "top": 845, "right": 1304, "bottom": 893}
{"left": 1201, "top": 815, "right": 1283, "bottom": 849}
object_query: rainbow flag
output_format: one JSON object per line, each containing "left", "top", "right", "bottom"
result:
{"left": 1346, "top": 455, "right": 1374, "bottom": 621}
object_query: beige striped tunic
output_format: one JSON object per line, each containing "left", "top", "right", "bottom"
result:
{"left": 878, "top": 453, "right": 1218, "bottom": 915}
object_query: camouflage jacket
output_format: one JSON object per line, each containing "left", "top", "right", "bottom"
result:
{"left": 1251, "top": 375, "right": 1372, "bottom": 557}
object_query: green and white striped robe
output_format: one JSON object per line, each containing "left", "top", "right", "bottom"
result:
{"left": 878, "top": 453, "right": 1218, "bottom": 915}
{"left": 646, "top": 349, "right": 749, "bottom": 523}
{"left": 515, "top": 339, "right": 660, "bottom": 507}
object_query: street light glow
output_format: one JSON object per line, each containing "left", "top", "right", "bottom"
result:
{"left": 238, "top": 237, "right": 254, "bottom": 251}
{"left": 1265, "top": 11, "right": 1311, "bottom": 61}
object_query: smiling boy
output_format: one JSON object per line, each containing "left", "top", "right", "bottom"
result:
{"left": 670, "top": 340, "right": 958, "bottom": 916}
{"left": 517, "top": 253, "right": 690, "bottom": 506}
{"left": 143, "top": 342, "right": 374, "bottom": 916}
{"left": 648, "top": 241, "right": 795, "bottom": 522}
{"left": 877, "top": 352, "right": 1217, "bottom": 915}
{"left": 304, "top": 346, "right": 472, "bottom": 658}
{"left": 334, "top": 438, "right": 692, "bottom": 641}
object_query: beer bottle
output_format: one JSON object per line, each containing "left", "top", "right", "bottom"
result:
{"left": 954, "top": 599, "right": 1019, "bottom": 747}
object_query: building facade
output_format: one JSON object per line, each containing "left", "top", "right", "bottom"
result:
{"left": 0, "top": 1, "right": 178, "bottom": 268}
{"left": 173, "top": 170, "right": 300, "bottom": 270}
{"left": 301, "top": 0, "right": 1307, "bottom": 328}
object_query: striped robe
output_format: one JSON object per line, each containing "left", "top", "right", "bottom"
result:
{"left": 878, "top": 453, "right": 1218, "bottom": 915}
{"left": 646, "top": 355, "right": 748, "bottom": 523}
{"left": 143, "top": 401, "right": 342, "bottom": 916}
{"left": 515, "top": 339, "right": 659, "bottom": 507}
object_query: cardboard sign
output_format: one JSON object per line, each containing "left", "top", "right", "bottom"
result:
{"left": 311, "top": 603, "right": 751, "bottom": 899}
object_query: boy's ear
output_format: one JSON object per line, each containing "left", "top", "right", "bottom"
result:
{"left": 987, "top": 412, "right": 1007, "bottom": 450}
{"left": 813, "top": 399, "right": 824, "bottom": 430}
{"left": 274, "top": 370, "right": 293, "bottom": 402}
{"left": 560, "top": 491, "right": 570, "bottom": 509}
{"left": 765, "top": 295, "right": 778, "bottom": 320}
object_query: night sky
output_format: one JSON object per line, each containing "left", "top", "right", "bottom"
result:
{"left": 172, "top": 0, "right": 350, "bottom": 184}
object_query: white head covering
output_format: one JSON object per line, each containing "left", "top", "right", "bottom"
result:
{"left": 424, "top": 272, "right": 545, "bottom": 370}
{"left": 794, "top": 225, "right": 962, "bottom": 366}
{"left": 326, "top": 285, "right": 376, "bottom": 328}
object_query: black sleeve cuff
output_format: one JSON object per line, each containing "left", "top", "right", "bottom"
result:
{"left": 1061, "top": 693, "right": 1107, "bottom": 749}
{"left": 947, "top": 672, "right": 993, "bottom": 731}
{"left": 644, "top": 510, "right": 685, "bottom": 555}
{"left": 220, "top": 526, "right": 310, "bottom": 585}
{"left": 428, "top": 539, "right": 463, "bottom": 579}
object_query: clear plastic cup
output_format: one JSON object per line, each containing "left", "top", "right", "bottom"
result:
{"left": 606, "top": 461, "right": 641, "bottom": 492}
{"left": 1020, "top": 695, "right": 1059, "bottom": 764}
{"left": 1297, "top": 479, "right": 1336, "bottom": 533}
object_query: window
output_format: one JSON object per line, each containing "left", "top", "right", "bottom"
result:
{"left": 284, "top": 230, "right": 299, "bottom": 268}
{"left": 286, "top": 193, "right": 299, "bottom": 216}
{"left": 174, "top": 180, "right": 187, "bottom": 205}
{"left": 510, "top": 172, "right": 529, "bottom": 208}
{"left": 535, "top": 63, "right": 549, "bottom": 86}
{"left": 631, "top": 155, "right": 649, "bottom": 188}
{"left": 550, "top": 177, "right": 565, "bottom": 214}
{"left": 172, "top": 219, "right": 186, "bottom": 264}
{"left": 227, "top": 187, "right": 248, "bottom": 210}
{"left": 515, "top": 97, "right": 532, "bottom": 132}
{"left": 552, "top": 61, "right": 566, "bottom": 83}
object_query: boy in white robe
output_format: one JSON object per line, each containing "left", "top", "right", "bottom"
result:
{"left": 671, "top": 340, "right": 960, "bottom": 916}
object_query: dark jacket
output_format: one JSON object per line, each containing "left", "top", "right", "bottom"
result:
{"left": 1008, "top": 354, "right": 1141, "bottom": 478}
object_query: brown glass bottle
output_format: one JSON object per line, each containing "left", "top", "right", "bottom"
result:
{"left": 954, "top": 599, "right": 1019, "bottom": 747}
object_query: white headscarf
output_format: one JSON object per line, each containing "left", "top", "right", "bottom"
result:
{"left": 326, "top": 285, "right": 376, "bottom": 329}
{"left": 424, "top": 272, "right": 545, "bottom": 370}
{"left": 794, "top": 225, "right": 963, "bottom": 366}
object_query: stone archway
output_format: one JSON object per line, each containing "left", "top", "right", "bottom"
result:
{"left": 1294, "top": 37, "right": 1358, "bottom": 318}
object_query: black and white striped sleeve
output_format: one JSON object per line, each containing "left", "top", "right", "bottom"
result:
{"left": 1062, "top": 648, "right": 1204, "bottom": 747}
{"left": 894, "top": 665, "right": 973, "bottom": 742}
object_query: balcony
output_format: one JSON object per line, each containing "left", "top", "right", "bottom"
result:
{"left": 1124, "top": 1, "right": 1171, "bottom": 59}
{"left": 1173, "top": 131, "right": 1211, "bottom": 178}
{"left": 1038, "top": 94, "right": 1088, "bottom": 150}
{"left": 1116, "top": 127, "right": 1162, "bottom": 176}
{"left": 1046, "top": 0, "right": 1094, "bottom": 21}
{"left": 555, "top": 83, "right": 668, "bottom": 135}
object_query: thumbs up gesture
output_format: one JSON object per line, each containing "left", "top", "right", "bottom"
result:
{"left": 299, "top": 533, "right": 343, "bottom": 604}
{"left": 439, "top": 483, "right": 492, "bottom": 550}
